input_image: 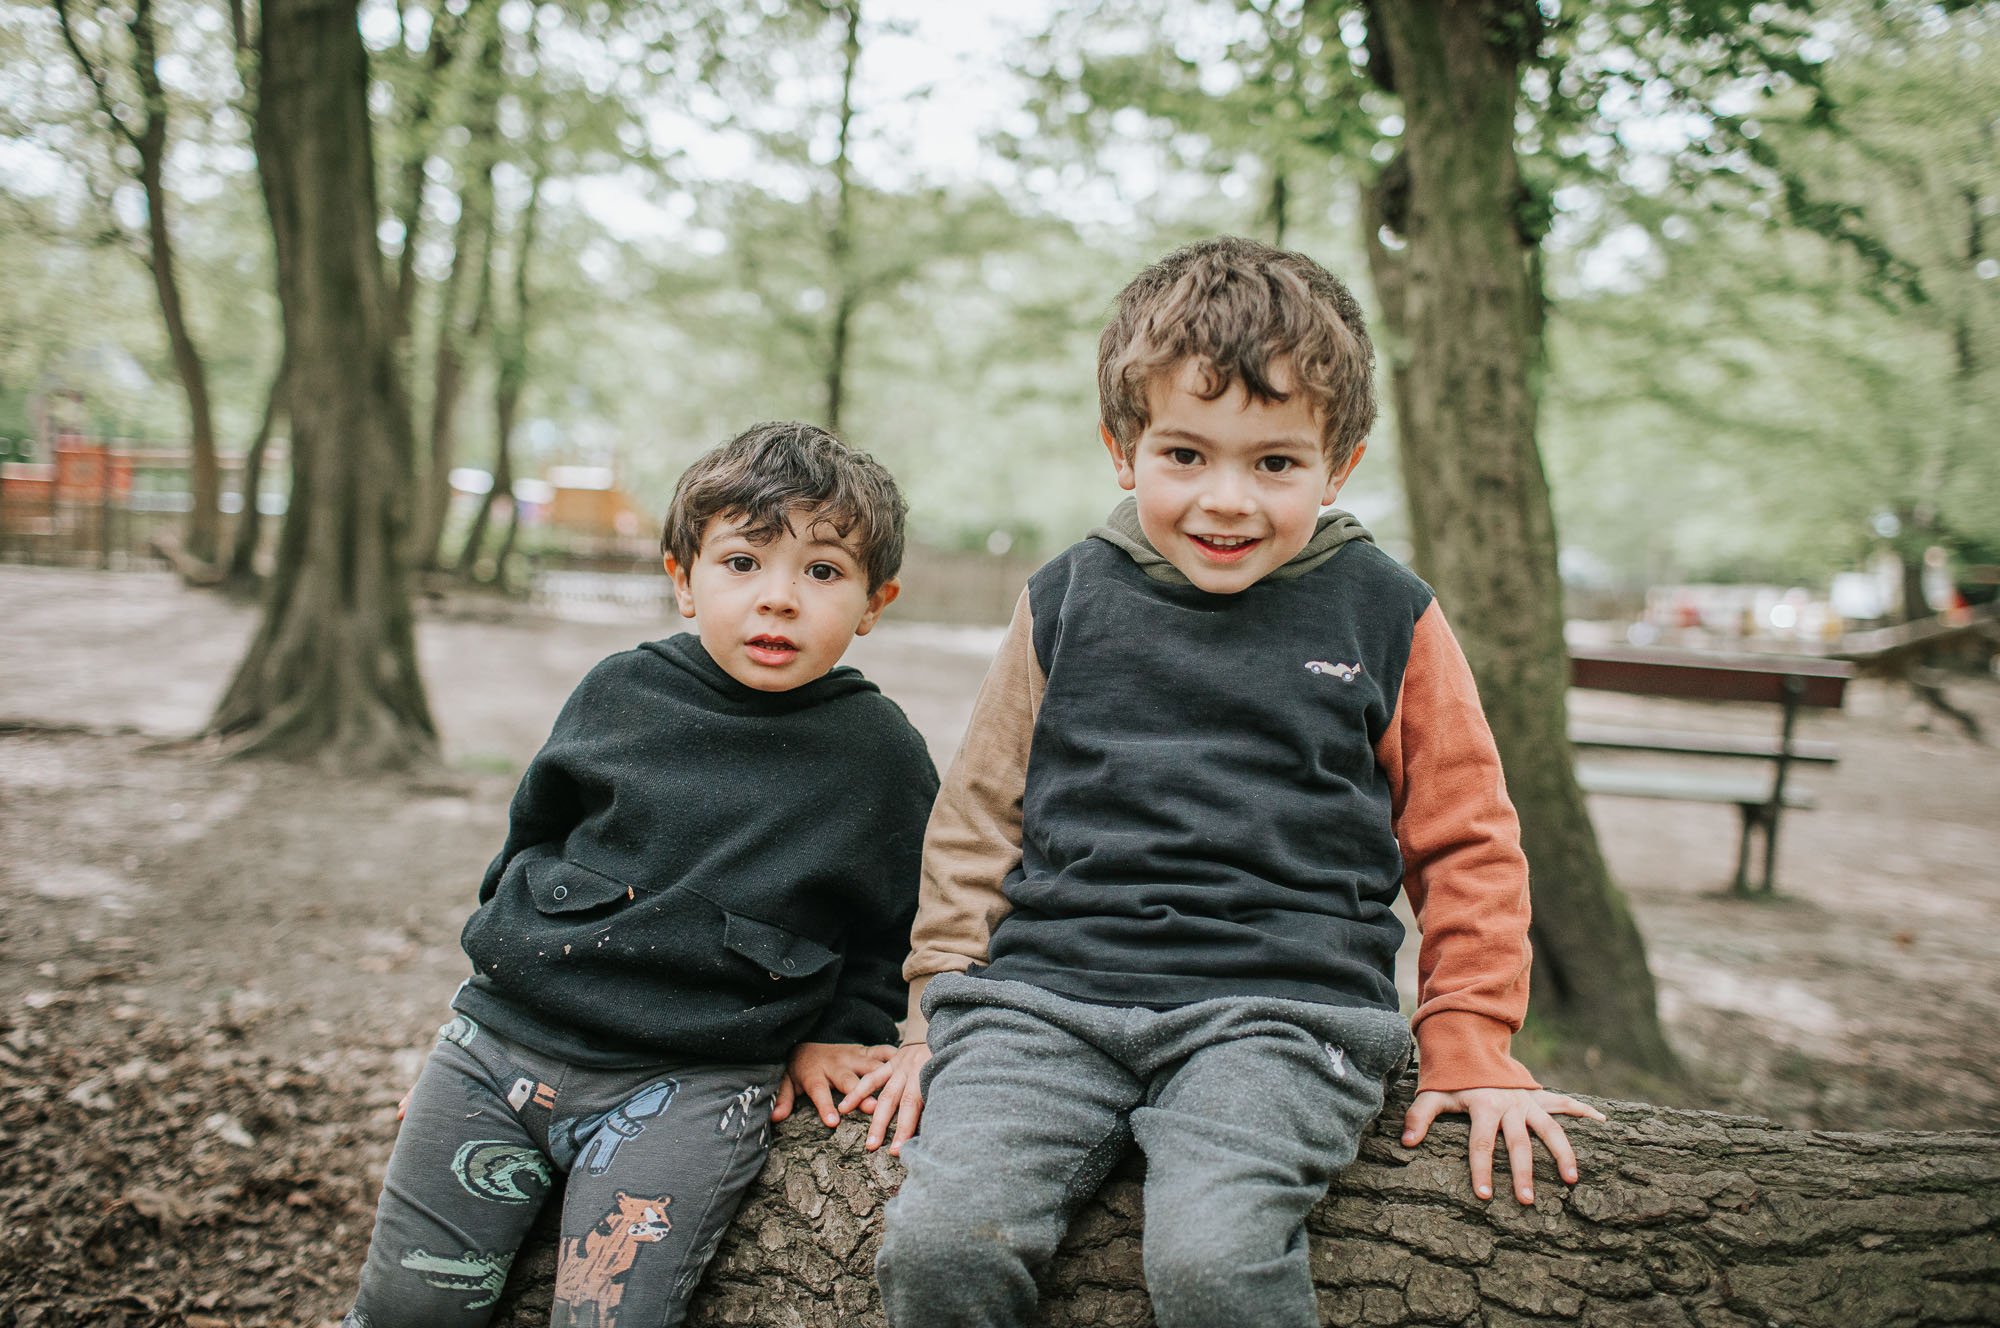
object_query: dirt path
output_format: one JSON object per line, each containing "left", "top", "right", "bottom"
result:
{"left": 2, "top": 565, "right": 1996, "bottom": 1325}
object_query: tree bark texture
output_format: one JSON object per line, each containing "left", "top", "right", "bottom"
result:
{"left": 208, "top": 0, "right": 435, "bottom": 771}
{"left": 1363, "top": 1, "right": 1677, "bottom": 1077}
{"left": 488, "top": 1073, "right": 1999, "bottom": 1327}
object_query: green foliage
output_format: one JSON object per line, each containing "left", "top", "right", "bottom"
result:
{"left": 1543, "top": 4, "right": 2000, "bottom": 583}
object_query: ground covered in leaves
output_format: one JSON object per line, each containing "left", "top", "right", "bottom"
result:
{"left": 1, "top": 565, "right": 1996, "bottom": 1326}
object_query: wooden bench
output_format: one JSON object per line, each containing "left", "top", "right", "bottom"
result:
{"left": 1566, "top": 645, "right": 1853, "bottom": 894}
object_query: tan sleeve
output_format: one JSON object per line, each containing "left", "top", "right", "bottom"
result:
{"left": 900, "top": 588, "right": 1044, "bottom": 1044}
{"left": 1374, "top": 603, "right": 1540, "bottom": 1092}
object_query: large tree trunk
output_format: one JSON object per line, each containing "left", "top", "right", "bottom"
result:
{"left": 490, "top": 1073, "right": 2000, "bottom": 1326}
{"left": 1364, "top": 2, "right": 1679, "bottom": 1079}
{"left": 207, "top": 0, "right": 435, "bottom": 772}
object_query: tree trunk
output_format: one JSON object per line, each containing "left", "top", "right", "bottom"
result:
{"left": 1364, "top": 2, "right": 1679, "bottom": 1079}
{"left": 207, "top": 0, "right": 435, "bottom": 772}
{"left": 223, "top": 349, "right": 287, "bottom": 591}
{"left": 823, "top": 1, "right": 861, "bottom": 433}
{"left": 411, "top": 15, "right": 503, "bottom": 573}
{"left": 1266, "top": 164, "right": 1289, "bottom": 248}
{"left": 390, "top": 0, "right": 475, "bottom": 342}
{"left": 53, "top": 0, "right": 222, "bottom": 567}
{"left": 138, "top": 148, "right": 223, "bottom": 567}
{"left": 489, "top": 1073, "right": 2000, "bottom": 1327}
{"left": 459, "top": 164, "right": 541, "bottom": 587}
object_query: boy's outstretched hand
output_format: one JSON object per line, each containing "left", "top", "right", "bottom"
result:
{"left": 772, "top": 1042, "right": 895, "bottom": 1128}
{"left": 842, "top": 1042, "right": 929, "bottom": 1156}
{"left": 1402, "top": 1087, "right": 1606, "bottom": 1205}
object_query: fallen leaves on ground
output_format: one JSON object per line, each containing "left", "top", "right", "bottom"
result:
{"left": 0, "top": 996, "right": 396, "bottom": 1327}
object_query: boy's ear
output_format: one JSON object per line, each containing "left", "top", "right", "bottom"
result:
{"left": 855, "top": 577, "right": 901, "bottom": 636}
{"left": 1321, "top": 441, "right": 1367, "bottom": 506}
{"left": 1100, "top": 424, "right": 1137, "bottom": 491}
{"left": 663, "top": 553, "right": 698, "bottom": 619}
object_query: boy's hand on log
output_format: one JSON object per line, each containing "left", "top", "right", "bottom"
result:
{"left": 844, "top": 1042, "right": 929, "bottom": 1156}
{"left": 773, "top": 1042, "right": 895, "bottom": 1128}
{"left": 1402, "top": 1087, "right": 1605, "bottom": 1205}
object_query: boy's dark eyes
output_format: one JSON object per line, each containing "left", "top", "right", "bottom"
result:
{"left": 804, "top": 562, "right": 842, "bottom": 583}
{"left": 1166, "top": 447, "right": 1201, "bottom": 466}
{"left": 1257, "top": 456, "right": 1298, "bottom": 473}
{"left": 723, "top": 554, "right": 758, "bottom": 573}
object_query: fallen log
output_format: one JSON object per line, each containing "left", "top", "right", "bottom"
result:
{"left": 492, "top": 1072, "right": 2000, "bottom": 1327}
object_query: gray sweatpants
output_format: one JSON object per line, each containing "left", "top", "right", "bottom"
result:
{"left": 344, "top": 1013, "right": 781, "bottom": 1328}
{"left": 877, "top": 974, "right": 1411, "bottom": 1328}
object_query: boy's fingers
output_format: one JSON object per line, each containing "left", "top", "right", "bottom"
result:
{"left": 867, "top": 1044, "right": 896, "bottom": 1062}
{"left": 865, "top": 1078, "right": 903, "bottom": 1150}
{"left": 1465, "top": 1110, "right": 1499, "bottom": 1200}
{"left": 1501, "top": 1111, "right": 1535, "bottom": 1204}
{"left": 806, "top": 1078, "right": 841, "bottom": 1128}
{"left": 1401, "top": 1094, "right": 1447, "bottom": 1146}
{"left": 770, "top": 1076, "right": 796, "bottom": 1123}
{"left": 1550, "top": 1093, "right": 1606, "bottom": 1123}
{"left": 888, "top": 1083, "right": 923, "bottom": 1155}
{"left": 1532, "top": 1110, "right": 1580, "bottom": 1186}
{"left": 840, "top": 1063, "right": 895, "bottom": 1112}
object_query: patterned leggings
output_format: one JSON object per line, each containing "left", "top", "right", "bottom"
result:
{"left": 343, "top": 1014, "right": 781, "bottom": 1328}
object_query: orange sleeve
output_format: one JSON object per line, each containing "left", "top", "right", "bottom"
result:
{"left": 899, "top": 588, "right": 1044, "bottom": 1044}
{"left": 1375, "top": 603, "right": 1539, "bottom": 1092}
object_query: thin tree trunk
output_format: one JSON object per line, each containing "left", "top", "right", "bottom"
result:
{"left": 137, "top": 154, "right": 222, "bottom": 567}
{"left": 1266, "top": 165, "right": 1289, "bottom": 248}
{"left": 459, "top": 164, "right": 542, "bottom": 586}
{"left": 390, "top": 0, "right": 473, "bottom": 343}
{"left": 823, "top": 1, "right": 861, "bottom": 433}
{"left": 54, "top": 0, "right": 222, "bottom": 567}
{"left": 224, "top": 350, "right": 288, "bottom": 590}
{"left": 1365, "top": 1, "right": 1678, "bottom": 1080}
{"left": 410, "top": 15, "right": 502, "bottom": 572}
{"left": 454, "top": 266, "right": 512, "bottom": 585}
{"left": 491, "top": 1074, "right": 2000, "bottom": 1326}
{"left": 208, "top": 0, "right": 435, "bottom": 772}
{"left": 490, "top": 491, "right": 522, "bottom": 593}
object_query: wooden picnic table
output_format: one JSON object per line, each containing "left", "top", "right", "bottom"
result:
{"left": 1566, "top": 645, "right": 1854, "bottom": 894}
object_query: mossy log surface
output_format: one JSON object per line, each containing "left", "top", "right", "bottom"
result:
{"left": 492, "top": 1072, "right": 2000, "bottom": 1327}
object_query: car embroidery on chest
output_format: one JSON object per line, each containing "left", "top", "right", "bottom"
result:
{"left": 1305, "top": 660, "right": 1363, "bottom": 681}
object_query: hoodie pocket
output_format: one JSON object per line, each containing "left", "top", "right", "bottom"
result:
{"left": 526, "top": 858, "right": 634, "bottom": 916}
{"left": 721, "top": 911, "right": 838, "bottom": 981}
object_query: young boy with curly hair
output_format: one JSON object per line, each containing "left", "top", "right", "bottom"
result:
{"left": 342, "top": 421, "right": 938, "bottom": 1328}
{"left": 859, "top": 238, "right": 1602, "bottom": 1328}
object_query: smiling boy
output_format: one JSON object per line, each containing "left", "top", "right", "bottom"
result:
{"left": 861, "top": 238, "right": 1602, "bottom": 1328}
{"left": 341, "top": 422, "right": 937, "bottom": 1328}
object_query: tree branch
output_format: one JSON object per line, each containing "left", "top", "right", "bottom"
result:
{"left": 51, "top": 0, "right": 143, "bottom": 153}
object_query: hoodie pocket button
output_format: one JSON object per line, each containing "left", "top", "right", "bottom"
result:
{"left": 552, "top": 885, "right": 569, "bottom": 901}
